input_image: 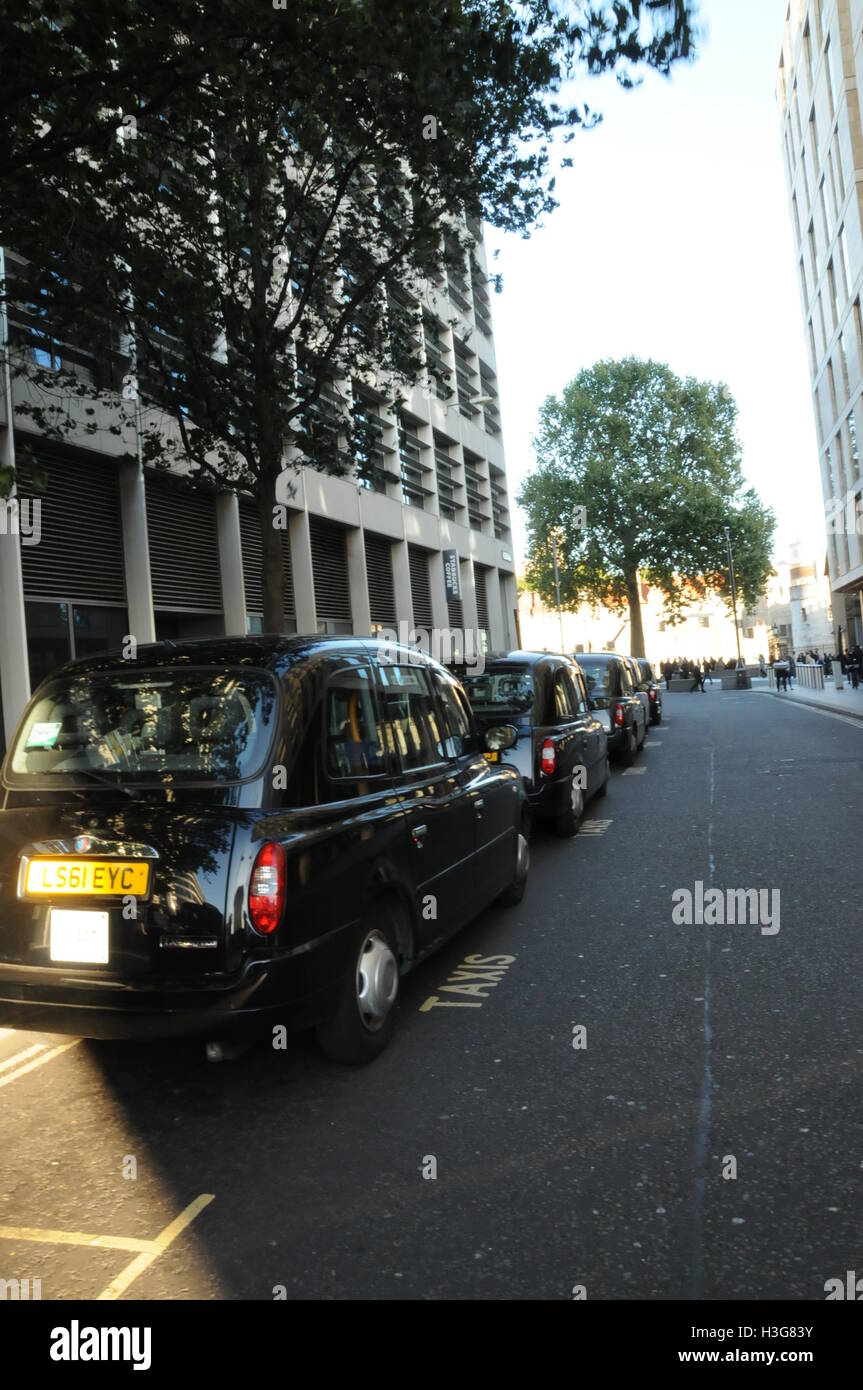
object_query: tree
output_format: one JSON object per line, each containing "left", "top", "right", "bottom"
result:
{"left": 1, "top": 1, "right": 699, "bottom": 633}
{"left": 518, "top": 358, "right": 776, "bottom": 657}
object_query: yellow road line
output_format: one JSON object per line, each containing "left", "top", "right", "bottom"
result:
{"left": 0, "top": 1038, "right": 80, "bottom": 1090}
{"left": 0, "top": 1042, "right": 47, "bottom": 1074}
{"left": 0, "top": 1225, "right": 158, "bottom": 1254}
{"left": 97, "top": 1193, "right": 215, "bottom": 1301}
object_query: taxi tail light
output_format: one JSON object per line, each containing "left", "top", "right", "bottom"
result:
{"left": 249, "top": 842, "right": 286, "bottom": 935}
{"left": 613, "top": 703, "right": 626, "bottom": 727}
{"left": 649, "top": 687, "right": 657, "bottom": 702}
{"left": 541, "top": 739, "right": 556, "bottom": 776}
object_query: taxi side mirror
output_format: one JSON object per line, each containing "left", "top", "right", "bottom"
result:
{"left": 484, "top": 724, "right": 518, "bottom": 752}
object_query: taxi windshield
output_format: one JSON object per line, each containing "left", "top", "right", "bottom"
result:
{"left": 7, "top": 667, "right": 277, "bottom": 785}
{"left": 461, "top": 667, "right": 534, "bottom": 716}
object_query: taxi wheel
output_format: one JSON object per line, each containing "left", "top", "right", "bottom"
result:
{"left": 595, "top": 756, "right": 611, "bottom": 798}
{"left": 622, "top": 727, "right": 638, "bottom": 766}
{"left": 498, "top": 828, "right": 530, "bottom": 906}
{"left": 554, "top": 773, "right": 584, "bottom": 837}
{"left": 317, "top": 911, "right": 401, "bottom": 1065}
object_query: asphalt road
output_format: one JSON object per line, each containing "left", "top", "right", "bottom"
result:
{"left": 1, "top": 686, "right": 862, "bottom": 1301}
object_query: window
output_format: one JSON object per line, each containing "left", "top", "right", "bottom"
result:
{"left": 378, "top": 665, "right": 445, "bottom": 771}
{"left": 825, "top": 37, "right": 836, "bottom": 115}
{"left": 324, "top": 666, "right": 387, "bottom": 781}
{"left": 573, "top": 672, "right": 591, "bottom": 715}
{"left": 461, "top": 666, "right": 534, "bottom": 719}
{"left": 832, "top": 131, "right": 845, "bottom": 204}
{"left": 431, "top": 670, "right": 478, "bottom": 758}
{"left": 826, "top": 147, "right": 839, "bottom": 223}
{"left": 839, "top": 224, "right": 851, "bottom": 299}
{"left": 826, "top": 264, "right": 839, "bottom": 338}
{"left": 849, "top": 410, "right": 860, "bottom": 478}
{"left": 808, "top": 319, "right": 817, "bottom": 371}
{"left": 808, "top": 222, "right": 819, "bottom": 282}
{"left": 553, "top": 668, "right": 576, "bottom": 720}
{"left": 26, "top": 601, "right": 130, "bottom": 692}
{"left": 9, "top": 668, "right": 276, "bottom": 785}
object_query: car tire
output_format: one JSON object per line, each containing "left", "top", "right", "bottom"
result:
{"left": 497, "top": 828, "right": 530, "bottom": 906}
{"left": 316, "top": 908, "right": 402, "bottom": 1065}
{"left": 622, "top": 727, "right": 637, "bottom": 767}
{"left": 595, "top": 756, "right": 611, "bottom": 798}
{"left": 652, "top": 711, "right": 662, "bottom": 726}
{"left": 554, "top": 772, "right": 584, "bottom": 837}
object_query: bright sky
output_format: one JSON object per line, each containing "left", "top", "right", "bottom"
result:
{"left": 487, "top": 0, "right": 822, "bottom": 574}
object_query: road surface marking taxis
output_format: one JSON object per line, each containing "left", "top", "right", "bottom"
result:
{"left": 622, "top": 766, "right": 647, "bottom": 776}
{"left": 579, "top": 818, "right": 613, "bottom": 836}
{"left": 0, "top": 1193, "right": 215, "bottom": 1301}
{"left": 0, "top": 1039, "right": 81, "bottom": 1090}
{"left": 647, "top": 740, "right": 663, "bottom": 746}
{"left": 420, "top": 953, "right": 516, "bottom": 1012}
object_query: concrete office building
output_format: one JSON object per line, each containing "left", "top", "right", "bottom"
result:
{"left": 0, "top": 221, "right": 518, "bottom": 751}
{"left": 777, "top": 0, "right": 863, "bottom": 650}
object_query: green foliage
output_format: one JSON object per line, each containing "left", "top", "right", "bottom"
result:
{"left": 519, "top": 357, "right": 776, "bottom": 638}
{"left": 0, "top": 2, "right": 698, "bottom": 628}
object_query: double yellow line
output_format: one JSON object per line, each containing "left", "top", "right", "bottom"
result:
{"left": 0, "top": 1036, "right": 81, "bottom": 1089}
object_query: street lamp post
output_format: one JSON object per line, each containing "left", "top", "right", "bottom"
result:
{"left": 724, "top": 526, "right": 743, "bottom": 667}
{"left": 551, "top": 531, "right": 565, "bottom": 654}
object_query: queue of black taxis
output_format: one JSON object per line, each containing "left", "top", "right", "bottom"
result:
{"left": 0, "top": 636, "right": 529, "bottom": 1063}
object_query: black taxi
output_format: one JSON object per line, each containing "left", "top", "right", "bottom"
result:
{"left": 458, "top": 653, "right": 609, "bottom": 836}
{"left": 0, "top": 636, "right": 528, "bottom": 1063}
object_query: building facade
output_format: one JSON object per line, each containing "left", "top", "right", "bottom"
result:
{"left": 777, "top": 0, "right": 863, "bottom": 650}
{"left": 0, "top": 225, "right": 518, "bottom": 751}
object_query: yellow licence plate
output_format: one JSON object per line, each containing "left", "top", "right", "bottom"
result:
{"left": 24, "top": 859, "right": 150, "bottom": 897}
{"left": 483, "top": 750, "right": 500, "bottom": 763}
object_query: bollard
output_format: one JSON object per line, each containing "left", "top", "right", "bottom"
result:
{"left": 834, "top": 663, "right": 845, "bottom": 690}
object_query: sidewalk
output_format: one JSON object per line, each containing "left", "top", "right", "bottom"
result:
{"left": 752, "top": 675, "right": 863, "bottom": 724}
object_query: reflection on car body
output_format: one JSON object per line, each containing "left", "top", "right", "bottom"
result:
{"left": 0, "top": 636, "right": 529, "bottom": 1063}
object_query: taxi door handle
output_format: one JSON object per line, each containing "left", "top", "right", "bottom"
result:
{"left": 411, "top": 823, "right": 428, "bottom": 848}
{"left": 474, "top": 798, "right": 485, "bottom": 819}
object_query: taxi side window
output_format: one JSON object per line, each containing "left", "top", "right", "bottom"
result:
{"left": 571, "top": 670, "right": 591, "bottom": 714}
{"left": 618, "top": 661, "right": 633, "bottom": 695}
{"left": 553, "top": 668, "right": 576, "bottom": 720}
{"left": 377, "top": 665, "right": 447, "bottom": 772}
{"left": 324, "top": 667, "right": 387, "bottom": 781}
{"left": 431, "top": 671, "right": 479, "bottom": 758}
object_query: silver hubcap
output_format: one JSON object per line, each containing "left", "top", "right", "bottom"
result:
{"left": 356, "top": 930, "right": 398, "bottom": 1031}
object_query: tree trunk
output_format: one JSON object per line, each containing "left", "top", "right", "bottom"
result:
{"left": 627, "top": 572, "right": 646, "bottom": 658}
{"left": 259, "top": 469, "right": 287, "bottom": 634}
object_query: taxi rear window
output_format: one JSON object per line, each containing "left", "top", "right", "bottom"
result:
{"left": 7, "top": 667, "right": 277, "bottom": 786}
